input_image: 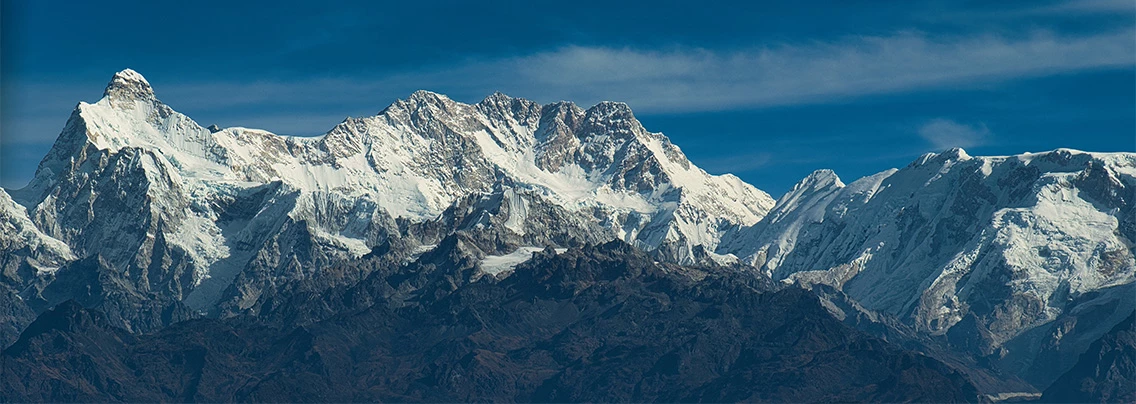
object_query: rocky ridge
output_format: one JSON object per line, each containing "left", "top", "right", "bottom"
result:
{"left": 0, "top": 69, "right": 774, "bottom": 345}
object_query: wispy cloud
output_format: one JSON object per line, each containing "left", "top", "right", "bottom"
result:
{"left": 492, "top": 29, "right": 1134, "bottom": 112}
{"left": 158, "top": 28, "right": 1135, "bottom": 116}
{"left": 918, "top": 118, "right": 990, "bottom": 150}
{"left": 1029, "top": 0, "right": 1136, "bottom": 14}
{"left": 4, "top": 29, "right": 1134, "bottom": 143}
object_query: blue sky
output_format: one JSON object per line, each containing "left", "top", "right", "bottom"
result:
{"left": 1, "top": 0, "right": 1133, "bottom": 196}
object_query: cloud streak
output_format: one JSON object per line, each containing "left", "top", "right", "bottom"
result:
{"left": 4, "top": 29, "right": 1134, "bottom": 143}
{"left": 490, "top": 29, "right": 1135, "bottom": 112}
{"left": 158, "top": 28, "right": 1135, "bottom": 117}
{"left": 1031, "top": 0, "right": 1136, "bottom": 14}
{"left": 918, "top": 119, "right": 990, "bottom": 150}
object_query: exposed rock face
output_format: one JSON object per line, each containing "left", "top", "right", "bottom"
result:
{"left": 1042, "top": 311, "right": 1136, "bottom": 403}
{"left": 0, "top": 189, "right": 75, "bottom": 346}
{"left": 1, "top": 242, "right": 980, "bottom": 403}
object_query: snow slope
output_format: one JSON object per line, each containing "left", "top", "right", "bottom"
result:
{"left": 721, "top": 148, "right": 1136, "bottom": 359}
{"left": 479, "top": 247, "right": 568, "bottom": 277}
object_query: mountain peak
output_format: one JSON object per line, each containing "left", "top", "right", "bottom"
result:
{"left": 388, "top": 90, "right": 458, "bottom": 114}
{"left": 585, "top": 101, "right": 635, "bottom": 121}
{"left": 797, "top": 169, "right": 845, "bottom": 190}
{"left": 103, "top": 68, "right": 155, "bottom": 101}
{"left": 407, "top": 89, "right": 450, "bottom": 103}
{"left": 941, "top": 147, "right": 970, "bottom": 160}
{"left": 482, "top": 91, "right": 514, "bottom": 102}
{"left": 478, "top": 91, "right": 539, "bottom": 112}
{"left": 910, "top": 147, "right": 972, "bottom": 168}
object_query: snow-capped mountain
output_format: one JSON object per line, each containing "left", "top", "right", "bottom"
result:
{"left": 3, "top": 69, "right": 1132, "bottom": 392}
{"left": 1, "top": 69, "right": 773, "bottom": 326}
{"left": 719, "top": 147, "right": 1136, "bottom": 384}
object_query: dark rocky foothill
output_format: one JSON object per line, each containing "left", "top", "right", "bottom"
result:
{"left": 2, "top": 242, "right": 981, "bottom": 402}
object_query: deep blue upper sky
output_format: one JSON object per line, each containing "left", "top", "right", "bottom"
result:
{"left": 2, "top": 0, "right": 1134, "bottom": 196}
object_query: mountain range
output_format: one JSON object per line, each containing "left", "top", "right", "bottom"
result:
{"left": 1, "top": 69, "right": 1132, "bottom": 401}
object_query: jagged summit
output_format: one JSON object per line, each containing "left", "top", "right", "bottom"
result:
{"left": 396, "top": 89, "right": 460, "bottom": 111}
{"left": 481, "top": 91, "right": 517, "bottom": 103}
{"left": 102, "top": 68, "right": 155, "bottom": 102}
{"left": 406, "top": 88, "right": 448, "bottom": 101}
{"left": 585, "top": 100, "right": 635, "bottom": 120}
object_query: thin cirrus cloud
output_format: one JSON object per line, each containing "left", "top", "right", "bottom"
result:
{"left": 1030, "top": 0, "right": 1136, "bottom": 14}
{"left": 488, "top": 29, "right": 1135, "bottom": 112}
{"left": 170, "top": 28, "right": 1134, "bottom": 118}
{"left": 917, "top": 119, "right": 991, "bottom": 150}
{"left": 5, "top": 28, "right": 1134, "bottom": 143}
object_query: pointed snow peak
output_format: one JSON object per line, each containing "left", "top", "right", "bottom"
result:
{"left": 798, "top": 169, "right": 845, "bottom": 190}
{"left": 778, "top": 170, "right": 845, "bottom": 204}
{"left": 103, "top": 68, "right": 155, "bottom": 101}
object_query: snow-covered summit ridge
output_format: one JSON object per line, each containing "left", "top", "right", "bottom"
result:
{"left": 10, "top": 69, "right": 776, "bottom": 309}
{"left": 720, "top": 146, "right": 1135, "bottom": 357}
